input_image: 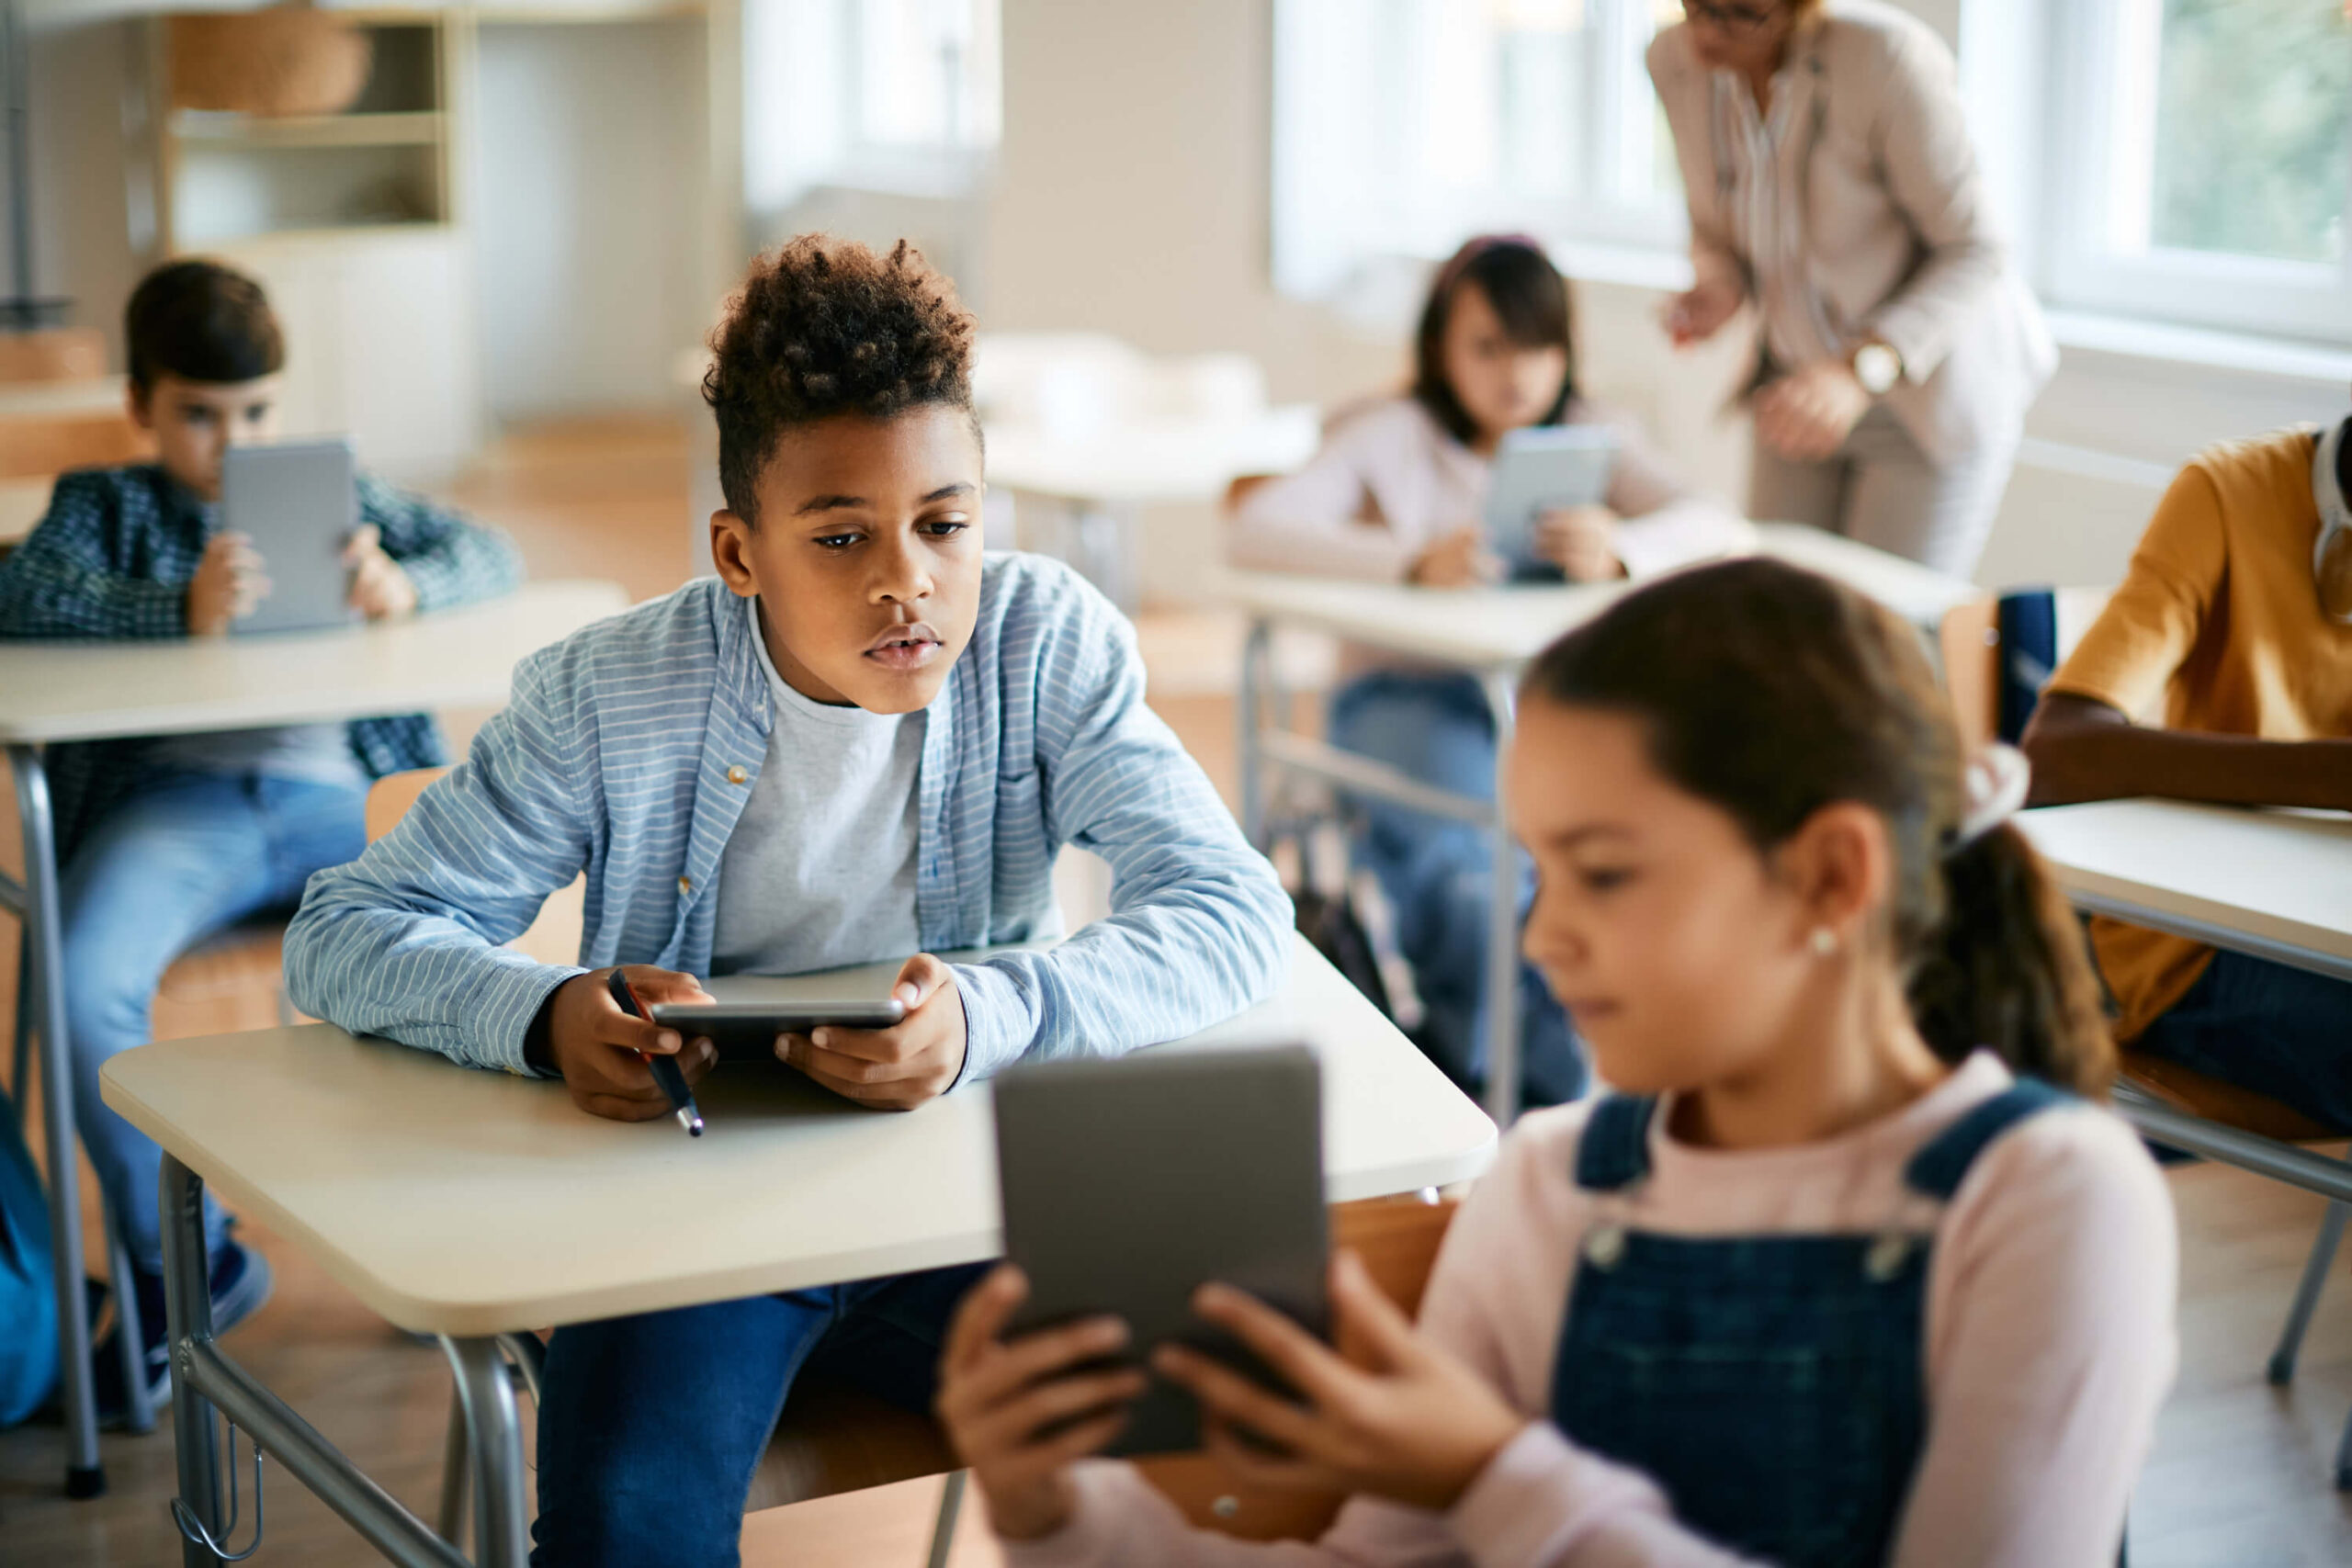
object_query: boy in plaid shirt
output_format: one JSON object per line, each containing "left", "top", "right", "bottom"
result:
{"left": 0, "top": 258, "right": 521, "bottom": 1411}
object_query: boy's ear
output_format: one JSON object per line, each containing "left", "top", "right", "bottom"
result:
{"left": 709, "top": 510, "right": 758, "bottom": 594}
{"left": 124, "top": 382, "right": 153, "bottom": 433}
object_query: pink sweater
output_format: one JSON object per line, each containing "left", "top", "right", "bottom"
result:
{"left": 1227, "top": 396, "right": 1752, "bottom": 586}
{"left": 1005, "top": 1053, "right": 2178, "bottom": 1568}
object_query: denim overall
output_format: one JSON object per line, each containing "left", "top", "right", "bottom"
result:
{"left": 1550, "top": 1080, "right": 2067, "bottom": 1568}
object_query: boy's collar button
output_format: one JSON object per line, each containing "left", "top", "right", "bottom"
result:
{"left": 726, "top": 765, "right": 749, "bottom": 784}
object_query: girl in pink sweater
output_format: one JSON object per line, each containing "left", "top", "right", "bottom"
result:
{"left": 1234, "top": 236, "right": 1750, "bottom": 1112}
{"left": 939, "top": 558, "right": 2178, "bottom": 1567}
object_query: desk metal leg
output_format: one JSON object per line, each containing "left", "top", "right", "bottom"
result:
{"left": 1479, "top": 673, "right": 1520, "bottom": 1127}
{"left": 164, "top": 1156, "right": 225, "bottom": 1565}
{"left": 167, "top": 1157, "right": 469, "bottom": 1566}
{"left": 1238, "top": 618, "right": 1271, "bottom": 848}
{"left": 445, "top": 1336, "right": 530, "bottom": 1568}
{"left": 10, "top": 742, "right": 102, "bottom": 1496}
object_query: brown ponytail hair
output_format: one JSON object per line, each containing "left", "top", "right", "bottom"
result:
{"left": 1521, "top": 558, "right": 2114, "bottom": 1097}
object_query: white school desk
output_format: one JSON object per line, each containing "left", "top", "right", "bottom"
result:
{"left": 2018, "top": 799, "right": 2352, "bottom": 1204}
{"left": 1228, "top": 523, "right": 1980, "bottom": 1124}
{"left": 0, "top": 579, "right": 628, "bottom": 1501}
{"left": 987, "top": 407, "right": 1320, "bottom": 610}
{"left": 101, "top": 932, "right": 1496, "bottom": 1567}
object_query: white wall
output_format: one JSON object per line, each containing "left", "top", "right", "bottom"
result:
{"left": 17, "top": 19, "right": 145, "bottom": 365}
{"left": 471, "top": 19, "right": 707, "bottom": 423}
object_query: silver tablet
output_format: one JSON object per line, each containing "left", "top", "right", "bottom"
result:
{"left": 648, "top": 1000, "right": 907, "bottom": 1063}
{"left": 994, "top": 1043, "right": 1328, "bottom": 1456}
{"left": 1482, "top": 423, "right": 1617, "bottom": 570}
{"left": 220, "top": 437, "right": 361, "bottom": 636}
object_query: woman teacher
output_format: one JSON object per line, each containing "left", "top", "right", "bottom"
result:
{"left": 1651, "top": 0, "right": 2053, "bottom": 574}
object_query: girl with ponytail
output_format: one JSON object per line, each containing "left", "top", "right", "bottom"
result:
{"left": 938, "top": 558, "right": 2177, "bottom": 1568}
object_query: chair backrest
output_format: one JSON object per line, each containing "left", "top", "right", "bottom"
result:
{"left": 365, "top": 767, "right": 587, "bottom": 970}
{"left": 1937, "top": 587, "right": 2114, "bottom": 752}
{"left": 1135, "top": 1194, "right": 1462, "bottom": 1542}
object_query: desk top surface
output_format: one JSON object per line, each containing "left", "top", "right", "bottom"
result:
{"left": 0, "top": 580, "right": 629, "bottom": 744}
{"left": 1225, "top": 524, "right": 1979, "bottom": 667}
{"left": 2018, "top": 800, "right": 2352, "bottom": 971}
{"left": 101, "top": 934, "right": 1497, "bottom": 1335}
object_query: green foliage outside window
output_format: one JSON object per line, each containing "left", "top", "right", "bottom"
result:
{"left": 2150, "top": 0, "right": 2352, "bottom": 264}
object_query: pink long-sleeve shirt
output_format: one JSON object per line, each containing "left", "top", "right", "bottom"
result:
{"left": 1005, "top": 1052, "right": 2179, "bottom": 1568}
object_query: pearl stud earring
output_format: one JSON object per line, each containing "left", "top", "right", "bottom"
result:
{"left": 1810, "top": 926, "right": 1839, "bottom": 957}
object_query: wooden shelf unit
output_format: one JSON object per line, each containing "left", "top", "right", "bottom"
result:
{"left": 151, "top": 12, "right": 457, "bottom": 251}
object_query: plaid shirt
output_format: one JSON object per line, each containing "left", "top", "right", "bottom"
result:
{"left": 0, "top": 463, "right": 524, "bottom": 863}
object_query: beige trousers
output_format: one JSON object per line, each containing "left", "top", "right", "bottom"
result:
{"left": 1747, "top": 403, "right": 2018, "bottom": 578}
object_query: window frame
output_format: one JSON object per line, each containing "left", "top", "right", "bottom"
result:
{"left": 1270, "top": 0, "right": 1691, "bottom": 305}
{"left": 2038, "top": 0, "right": 2352, "bottom": 345}
{"left": 742, "top": 0, "right": 1000, "bottom": 215}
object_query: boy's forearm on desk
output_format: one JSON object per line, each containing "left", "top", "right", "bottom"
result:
{"left": 953, "top": 876, "right": 1292, "bottom": 1082}
{"left": 2023, "top": 703, "right": 2352, "bottom": 810}
{"left": 286, "top": 898, "right": 582, "bottom": 1073}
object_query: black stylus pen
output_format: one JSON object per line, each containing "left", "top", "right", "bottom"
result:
{"left": 607, "top": 970, "right": 704, "bottom": 1136}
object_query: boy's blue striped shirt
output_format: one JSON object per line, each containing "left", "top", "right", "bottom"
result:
{"left": 284, "top": 555, "right": 1292, "bottom": 1080}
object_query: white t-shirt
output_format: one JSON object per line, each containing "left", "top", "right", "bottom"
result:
{"left": 710, "top": 594, "right": 926, "bottom": 977}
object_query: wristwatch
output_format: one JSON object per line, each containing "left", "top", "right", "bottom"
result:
{"left": 1852, "top": 340, "right": 1904, "bottom": 397}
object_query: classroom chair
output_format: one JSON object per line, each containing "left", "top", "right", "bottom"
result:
{"left": 436, "top": 1193, "right": 1461, "bottom": 1559}
{"left": 1943, "top": 589, "right": 2352, "bottom": 1490}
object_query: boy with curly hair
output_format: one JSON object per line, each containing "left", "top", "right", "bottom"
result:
{"left": 285, "top": 236, "right": 1288, "bottom": 1562}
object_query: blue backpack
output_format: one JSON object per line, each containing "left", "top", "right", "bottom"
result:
{"left": 0, "top": 1088, "right": 60, "bottom": 1427}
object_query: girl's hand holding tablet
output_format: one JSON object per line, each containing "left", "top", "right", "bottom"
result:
{"left": 938, "top": 1248, "right": 1526, "bottom": 1538}
{"left": 1156, "top": 1249, "right": 1523, "bottom": 1513}
{"left": 936, "top": 1264, "right": 1149, "bottom": 1540}
{"left": 1407, "top": 525, "right": 1501, "bottom": 588}
{"left": 1530, "top": 503, "right": 1626, "bottom": 583}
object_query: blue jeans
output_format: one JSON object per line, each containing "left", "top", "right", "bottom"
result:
{"left": 2130, "top": 950, "right": 2352, "bottom": 1133}
{"left": 1327, "top": 671, "right": 1584, "bottom": 1106}
{"left": 531, "top": 1263, "right": 989, "bottom": 1567}
{"left": 61, "top": 769, "right": 368, "bottom": 1271}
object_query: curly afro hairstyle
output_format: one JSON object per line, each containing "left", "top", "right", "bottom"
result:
{"left": 703, "top": 235, "right": 978, "bottom": 524}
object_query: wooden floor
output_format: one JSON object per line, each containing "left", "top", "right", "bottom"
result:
{"left": 2, "top": 418, "right": 2346, "bottom": 1565}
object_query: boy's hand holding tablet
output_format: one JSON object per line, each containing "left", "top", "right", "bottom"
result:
{"left": 537, "top": 964, "right": 718, "bottom": 1122}
{"left": 776, "top": 952, "right": 967, "bottom": 1111}
{"left": 342, "top": 523, "right": 420, "bottom": 621}
{"left": 186, "top": 529, "right": 271, "bottom": 636}
{"left": 537, "top": 953, "right": 967, "bottom": 1122}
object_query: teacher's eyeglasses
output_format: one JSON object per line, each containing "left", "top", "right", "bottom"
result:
{"left": 1683, "top": 0, "right": 1782, "bottom": 31}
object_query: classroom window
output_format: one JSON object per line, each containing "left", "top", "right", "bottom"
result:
{"left": 2045, "top": 0, "right": 2352, "bottom": 343}
{"left": 742, "top": 0, "right": 1001, "bottom": 212}
{"left": 1271, "top": 0, "right": 1686, "bottom": 307}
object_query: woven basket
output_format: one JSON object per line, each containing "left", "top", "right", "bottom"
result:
{"left": 169, "top": 6, "right": 374, "bottom": 118}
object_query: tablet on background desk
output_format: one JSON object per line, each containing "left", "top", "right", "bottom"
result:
{"left": 995, "top": 1043, "right": 1329, "bottom": 1455}
{"left": 1483, "top": 423, "right": 1616, "bottom": 572}
{"left": 222, "top": 437, "right": 361, "bottom": 636}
